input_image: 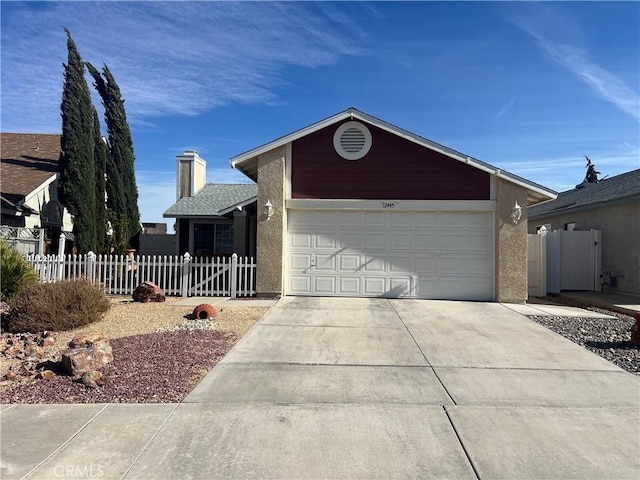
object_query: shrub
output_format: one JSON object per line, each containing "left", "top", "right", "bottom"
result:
{"left": 4, "top": 277, "right": 111, "bottom": 333}
{"left": 1, "top": 240, "right": 39, "bottom": 302}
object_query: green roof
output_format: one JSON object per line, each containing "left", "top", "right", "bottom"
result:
{"left": 163, "top": 183, "right": 257, "bottom": 218}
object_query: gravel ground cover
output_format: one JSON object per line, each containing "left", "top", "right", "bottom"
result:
{"left": 528, "top": 298, "right": 639, "bottom": 376}
{"left": 0, "top": 297, "right": 268, "bottom": 403}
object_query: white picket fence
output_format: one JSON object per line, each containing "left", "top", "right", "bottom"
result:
{"left": 25, "top": 252, "right": 256, "bottom": 298}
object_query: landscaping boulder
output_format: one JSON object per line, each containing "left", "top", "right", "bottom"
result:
{"left": 61, "top": 332, "right": 113, "bottom": 376}
{"left": 132, "top": 281, "right": 166, "bottom": 303}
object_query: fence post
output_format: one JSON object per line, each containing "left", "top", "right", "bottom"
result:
{"left": 86, "top": 251, "right": 96, "bottom": 284}
{"left": 57, "top": 234, "right": 66, "bottom": 281}
{"left": 37, "top": 228, "right": 45, "bottom": 255}
{"left": 230, "top": 253, "right": 238, "bottom": 299}
{"left": 181, "top": 252, "right": 191, "bottom": 298}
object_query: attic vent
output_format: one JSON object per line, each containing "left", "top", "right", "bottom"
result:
{"left": 333, "top": 121, "right": 372, "bottom": 160}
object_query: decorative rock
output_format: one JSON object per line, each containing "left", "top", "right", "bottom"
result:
{"left": 192, "top": 304, "right": 216, "bottom": 320}
{"left": 132, "top": 281, "right": 166, "bottom": 303}
{"left": 81, "top": 370, "right": 102, "bottom": 388}
{"left": 61, "top": 333, "right": 113, "bottom": 376}
{"left": 68, "top": 331, "right": 108, "bottom": 348}
{"left": 37, "top": 370, "right": 56, "bottom": 380}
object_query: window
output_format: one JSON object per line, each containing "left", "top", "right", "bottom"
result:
{"left": 564, "top": 222, "right": 576, "bottom": 231}
{"left": 193, "top": 223, "right": 234, "bottom": 256}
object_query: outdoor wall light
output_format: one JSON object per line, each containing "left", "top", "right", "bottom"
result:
{"left": 511, "top": 200, "right": 522, "bottom": 224}
{"left": 264, "top": 199, "right": 274, "bottom": 220}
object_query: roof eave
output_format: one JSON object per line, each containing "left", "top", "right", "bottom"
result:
{"left": 529, "top": 192, "right": 640, "bottom": 219}
{"left": 217, "top": 196, "right": 257, "bottom": 216}
{"left": 23, "top": 173, "right": 58, "bottom": 204}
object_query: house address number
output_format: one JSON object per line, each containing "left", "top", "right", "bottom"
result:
{"left": 382, "top": 202, "right": 396, "bottom": 208}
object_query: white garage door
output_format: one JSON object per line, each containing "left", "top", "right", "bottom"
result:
{"left": 286, "top": 209, "right": 494, "bottom": 300}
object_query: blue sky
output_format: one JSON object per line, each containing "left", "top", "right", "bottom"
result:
{"left": 2, "top": 1, "right": 639, "bottom": 229}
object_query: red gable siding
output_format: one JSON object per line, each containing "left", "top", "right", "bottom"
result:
{"left": 291, "top": 121, "right": 490, "bottom": 200}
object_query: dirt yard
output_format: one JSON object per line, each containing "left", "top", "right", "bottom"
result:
{"left": 0, "top": 297, "right": 268, "bottom": 403}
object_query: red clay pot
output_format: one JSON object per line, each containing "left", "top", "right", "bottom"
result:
{"left": 192, "top": 304, "right": 216, "bottom": 320}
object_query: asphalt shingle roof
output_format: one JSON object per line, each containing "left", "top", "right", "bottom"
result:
{"left": 163, "top": 183, "right": 257, "bottom": 218}
{"left": 528, "top": 169, "right": 640, "bottom": 218}
{"left": 1, "top": 133, "right": 61, "bottom": 208}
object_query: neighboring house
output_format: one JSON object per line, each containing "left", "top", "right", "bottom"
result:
{"left": 528, "top": 169, "right": 640, "bottom": 296}
{"left": 138, "top": 222, "right": 176, "bottom": 256}
{"left": 230, "top": 107, "right": 557, "bottom": 302}
{"left": 141, "top": 222, "right": 168, "bottom": 234}
{"left": 0, "top": 133, "right": 74, "bottom": 254}
{"left": 163, "top": 150, "right": 257, "bottom": 257}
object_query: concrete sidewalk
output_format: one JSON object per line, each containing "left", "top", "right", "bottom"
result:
{"left": 2, "top": 298, "right": 639, "bottom": 479}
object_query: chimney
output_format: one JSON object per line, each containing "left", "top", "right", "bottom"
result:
{"left": 176, "top": 150, "right": 206, "bottom": 200}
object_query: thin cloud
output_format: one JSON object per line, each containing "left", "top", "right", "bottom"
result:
{"left": 1, "top": 2, "right": 368, "bottom": 132}
{"left": 491, "top": 96, "right": 516, "bottom": 123}
{"left": 507, "top": 6, "right": 639, "bottom": 122}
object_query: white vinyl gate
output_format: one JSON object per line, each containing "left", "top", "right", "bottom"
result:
{"left": 527, "top": 229, "right": 601, "bottom": 296}
{"left": 527, "top": 233, "right": 546, "bottom": 297}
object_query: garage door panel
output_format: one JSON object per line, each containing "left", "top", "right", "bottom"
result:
{"left": 339, "top": 254, "right": 362, "bottom": 272}
{"left": 388, "top": 256, "right": 411, "bottom": 273}
{"left": 290, "top": 253, "right": 313, "bottom": 271}
{"left": 414, "top": 257, "right": 438, "bottom": 274}
{"left": 389, "top": 233, "right": 411, "bottom": 250}
{"left": 363, "top": 234, "right": 386, "bottom": 250}
{"left": 340, "top": 211, "right": 363, "bottom": 227}
{"left": 365, "top": 212, "right": 386, "bottom": 227}
{"left": 287, "top": 210, "right": 493, "bottom": 300}
{"left": 315, "top": 254, "right": 337, "bottom": 271}
{"left": 436, "top": 278, "right": 492, "bottom": 301}
{"left": 439, "top": 213, "right": 468, "bottom": 228}
{"left": 390, "top": 212, "right": 412, "bottom": 228}
{"left": 363, "top": 256, "right": 386, "bottom": 273}
{"left": 340, "top": 233, "right": 361, "bottom": 248}
{"left": 339, "top": 277, "right": 361, "bottom": 295}
{"left": 389, "top": 277, "right": 414, "bottom": 297}
{"left": 289, "top": 276, "right": 312, "bottom": 294}
{"left": 316, "top": 233, "right": 338, "bottom": 249}
{"left": 290, "top": 232, "right": 313, "bottom": 248}
{"left": 464, "top": 214, "right": 493, "bottom": 228}
{"left": 440, "top": 256, "right": 488, "bottom": 275}
{"left": 439, "top": 234, "right": 469, "bottom": 251}
{"left": 464, "top": 233, "right": 492, "bottom": 252}
{"left": 315, "top": 276, "right": 337, "bottom": 294}
{"left": 414, "top": 233, "right": 439, "bottom": 251}
{"left": 363, "top": 277, "right": 386, "bottom": 296}
{"left": 317, "top": 212, "right": 338, "bottom": 227}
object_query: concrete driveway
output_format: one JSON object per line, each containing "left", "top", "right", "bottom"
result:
{"left": 2, "top": 298, "right": 639, "bottom": 479}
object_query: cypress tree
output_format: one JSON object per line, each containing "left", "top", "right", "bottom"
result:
{"left": 86, "top": 62, "right": 141, "bottom": 249}
{"left": 58, "top": 28, "right": 97, "bottom": 253}
{"left": 92, "top": 107, "right": 108, "bottom": 253}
